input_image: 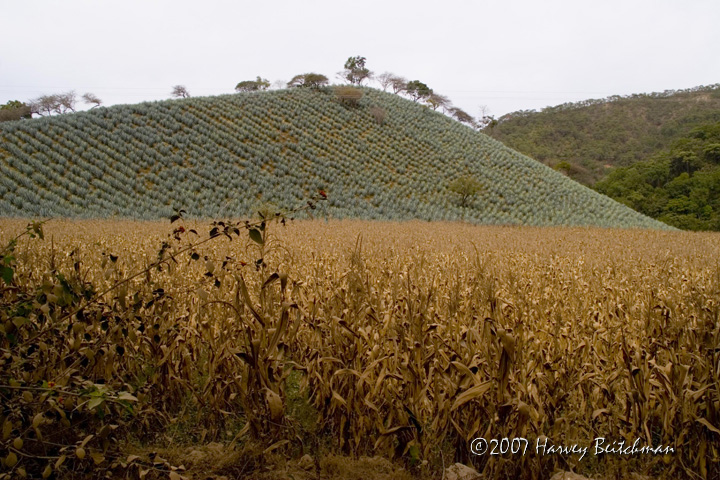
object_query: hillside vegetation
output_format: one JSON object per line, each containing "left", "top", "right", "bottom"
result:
{"left": 0, "top": 87, "right": 667, "bottom": 229}
{"left": 594, "top": 122, "right": 720, "bottom": 230}
{"left": 492, "top": 85, "right": 720, "bottom": 185}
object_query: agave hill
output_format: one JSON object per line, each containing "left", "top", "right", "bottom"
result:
{"left": 0, "top": 87, "right": 669, "bottom": 228}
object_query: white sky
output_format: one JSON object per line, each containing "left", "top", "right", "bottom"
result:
{"left": 2, "top": 0, "right": 719, "bottom": 119}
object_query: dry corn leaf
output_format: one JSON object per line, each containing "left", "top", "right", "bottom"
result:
{"left": 451, "top": 381, "right": 492, "bottom": 411}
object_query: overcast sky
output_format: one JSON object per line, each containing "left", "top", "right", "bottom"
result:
{"left": 2, "top": 0, "right": 719, "bottom": 119}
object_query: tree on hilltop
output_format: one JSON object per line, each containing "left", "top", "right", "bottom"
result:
{"left": 389, "top": 75, "right": 408, "bottom": 94}
{"left": 376, "top": 72, "right": 394, "bottom": 91}
{"left": 406, "top": 80, "right": 432, "bottom": 102}
{"left": 449, "top": 106, "right": 477, "bottom": 127}
{"left": 375, "top": 72, "right": 407, "bottom": 94}
{"left": 24, "top": 91, "right": 101, "bottom": 117}
{"left": 482, "top": 116, "right": 498, "bottom": 135}
{"left": 0, "top": 100, "right": 32, "bottom": 122}
{"left": 82, "top": 92, "right": 102, "bottom": 108}
{"left": 476, "top": 105, "right": 497, "bottom": 132}
{"left": 28, "top": 91, "right": 78, "bottom": 116}
{"left": 340, "top": 56, "right": 372, "bottom": 85}
{"left": 235, "top": 76, "right": 271, "bottom": 93}
{"left": 426, "top": 93, "right": 451, "bottom": 111}
{"left": 28, "top": 95, "right": 56, "bottom": 116}
{"left": 171, "top": 85, "right": 190, "bottom": 98}
{"left": 287, "top": 73, "right": 329, "bottom": 90}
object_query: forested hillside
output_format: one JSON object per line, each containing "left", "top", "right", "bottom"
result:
{"left": 492, "top": 85, "right": 720, "bottom": 185}
{"left": 594, "top": 122, "right": 720, "bottom": 230}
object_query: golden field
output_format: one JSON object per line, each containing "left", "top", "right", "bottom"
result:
{"left": 1, "top": 219, "right": 719, "bottom": 479}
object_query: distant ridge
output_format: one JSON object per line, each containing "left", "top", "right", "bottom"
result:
{"left": 0, "top": 87, "right": 670, "bottom": 229}
{"left": 492, "top": 84, "right": 720, "bottom": 184}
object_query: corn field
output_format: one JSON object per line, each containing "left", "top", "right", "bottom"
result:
{"left": 1, "top": 218, "right": 718, "bottom": 479}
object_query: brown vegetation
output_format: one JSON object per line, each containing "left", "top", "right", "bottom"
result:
{"left": 1, "top": 219, "right": 718, "bottom": 479}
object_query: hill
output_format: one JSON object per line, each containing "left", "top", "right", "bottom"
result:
{"left": 491, "top": 84, "right": 720, "bottom": 184}
{"left": 0, "top": 87, "right": 669, "bottom": 229}
{"left": 594, "top": 122, "right": 720, "bottom": 230}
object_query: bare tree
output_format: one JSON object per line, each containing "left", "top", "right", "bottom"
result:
{"left": 28, "top": 91, "right": 77, "bottom": 116}
{"left": 369, "top": 106, "right": 386, "bottom": 125}
{"left": 28, "top": 95, "right": 58, "bottom": 116}
{"left": 171, "top": 85, "right": 190, "bottom": 98}
{"left": 26, "top": 90, "right": 100, "bottom": 116}
{"left": 376, "top": 72, "right": 395, "bottom": 92}
{"left": 57, "top": 91, "right": 77, "bottom": 113}
{"left": 426, "top": 93, "right": 451, "bottom": 111}
{"left": 389, "top": 75, "right": 408, "bottom": 95}
{"left": 82, "top": 92, "right": 102, "bottom": 108}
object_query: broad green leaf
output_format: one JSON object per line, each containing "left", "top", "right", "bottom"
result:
{"left": 0, "top": 266, "right": 13, "bottom": 285}
{"left": 249, "top": 228, "right": 263, "bottom": 245}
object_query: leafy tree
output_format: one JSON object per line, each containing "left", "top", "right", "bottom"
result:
{"left": 406, "top": 80, "right": 432, "bottom": 102}
{"left": 2, "top": 100, "right": 29, "bottom": 112}
{"left": 235, "top": 76, "right": 271, "bottom": 93}
{"left": 287, "top": 73, "right": 329, "bottom": 90}
{"left": 703, "top": 143, "right": 720, "bottom": 163}
{"left": 340, "top": 56, "right": 372, "bottom": 85}
{"left": 479, "top": 116, "right": 498, "bottom": 136}
{"left": 448, "top": 175, "right": 483, "bottom": 208}
{"left": 669, "top": 150, "right": 703, "bottom": 177}
{"left": 171, "top": 85, "right": 190, "bottom": 98}
{"left": 448, "top": 106, "right": 476, "bottom": 127}
{"left": 0, "top": 100, "right": 31, "bottom": 122}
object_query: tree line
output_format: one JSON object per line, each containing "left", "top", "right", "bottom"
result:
{"left": 2, "top": 56, "right": 494, "bottom": 130}
{"left": 222, "top": 56, "right": 493, "bottom": 129}
{"left": 1, "top": 92, "right": 102, "bottom": 122}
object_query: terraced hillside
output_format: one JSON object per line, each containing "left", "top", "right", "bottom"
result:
{"left": 0, "top": 87, "right": 669, "bottom": 228}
